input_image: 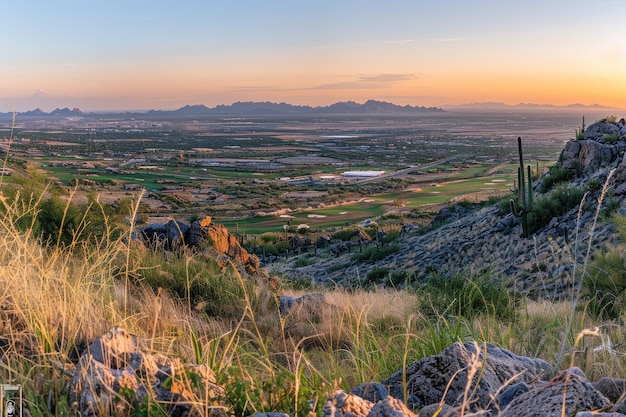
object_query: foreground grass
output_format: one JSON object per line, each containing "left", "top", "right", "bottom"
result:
{"left": 0, "top": 188, "right": 624, "bottom": 417}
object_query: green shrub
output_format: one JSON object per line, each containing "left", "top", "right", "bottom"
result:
{"left": 326, "top": 262, "right": 348, "bottom": 273}
{"left": 294, "top": 256, "right": 314, "bottom": 268}
{"left": 584, "top": 247, "right": 626, "bottom": 319}
{"left": 602, "top": 133, "right": 621, "bottom": 144}
{"left": 254, "top": 237, "right": 290, "bottom": 256}
{"left": 417, "top": 273, "right": 519, "bottom": 320}
{"left": 364, "top": 266, "right": 391, "bottom": 286}
{"left": 380, "top": 228, "right": 401, "bottom": 244}
{"left": 138, "top": 250, "right": 254, "bottom": 319}
{"left": 352, "top": 244, "right": 399, "bottom": 262}
{"left": 600, "top": 115, "right": 617, "bottom": 123}
{"left": 388, "top": 270, "right": 414, "bottom": 287}
{"left": 604, "top": 191, "right": 620, "bottom": 217}
{"left": 331, "top": 227, "right": 360, "bottom": 241}
{"left": 527, "top": 185, "right": 586, "bottom": 234}
{"left": 587, "top": 178, "right": 601, "bottom": 192}
{"left": 541, "top": 165, "right": 573, "bottom": 192}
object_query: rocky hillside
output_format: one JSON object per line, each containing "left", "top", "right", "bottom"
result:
{"left": 272, "top": 117, "right": 626, "bottom": 299}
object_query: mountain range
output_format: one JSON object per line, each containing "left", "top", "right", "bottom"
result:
{"left": 18, "top": 107, "right": 84, "bottom": 117}
{"left": 146, "top": 100, "right": 445, "bottom": 116}
{"left": 0, "top": 100, "right": 443, "bottom": 119}
{"left": 442, "top": 101, "right": 622, "bottom": 111}
{"left": 1, "top": 100, "right": 623, "bottom": 120}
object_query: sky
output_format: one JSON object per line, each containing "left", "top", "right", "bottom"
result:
{"left": 1, "top": 0, "right": 625, "bottom": 112}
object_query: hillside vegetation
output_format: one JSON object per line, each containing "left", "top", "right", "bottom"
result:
{"left": 1, "top": 118, "right": 626, "bottom": 416}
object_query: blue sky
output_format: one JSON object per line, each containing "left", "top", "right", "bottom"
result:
{"left": 1, "top": 1, "right": 625, "bottom": 111}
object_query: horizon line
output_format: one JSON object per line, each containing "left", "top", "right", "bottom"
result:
{"left": 3, "top": 99, "right": 626, "bottom": 114}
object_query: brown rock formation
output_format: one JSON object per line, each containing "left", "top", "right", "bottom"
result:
{"left": 139, "top": 216, "right": 260, "bottom": 274}
{"left": 189, "top": 216, "right": 260, "bottom": 274}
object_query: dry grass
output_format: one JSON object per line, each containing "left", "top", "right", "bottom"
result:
{"left": 0, "top": 159, "right": 625, "bottom": 416}
{"left": 324, "top": 287, "right": 417, "bottom": 322}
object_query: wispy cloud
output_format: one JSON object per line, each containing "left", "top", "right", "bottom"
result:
{"left": 232, "top": 85, "right": 278, "bottom": 92}
{"left": 383, "top": 38, "right": 463, "bottom": 44}
{"left": 311, "top": 73, "right": 417, "bottom": 90}
{"left": 384, "top": 39, "right": 416, "bottom": 44}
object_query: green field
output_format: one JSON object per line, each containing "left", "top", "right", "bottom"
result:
{"left": 219, "top": 174, "right": 515, "bottom": 234}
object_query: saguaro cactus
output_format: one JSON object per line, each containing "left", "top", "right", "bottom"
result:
{"left": 510, "top": 137, "right": 533, "bottom": 238}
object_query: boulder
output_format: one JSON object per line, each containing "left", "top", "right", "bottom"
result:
{"left": 278, "top": 293, "right": 326, "bottom": 316}
{"left": 70, "top": 327, "right": 225, "bottom": 417}
{"left": 351, "top": 382, "right": 389, "bottom": 404}
{"left": 611, "top": 155, "right": 626, "bottom": 195}
{"left": 382, "top": 341, "right": 551, "bottom": 411}
{"left": 592, "top": 377, "right": 626, "bottom": 404}
{"left": 584, "top": 121, "right": 620, "bottom": 142}
{"left": 499, "top": 368, "right": 610, "bottom": 417}
{"left": 323, "top": 390, "right": 374, "bottom": 417}
{"left": 322, "top": 390, "right": 417, "bottom": 417}
{"left": 418, "top": 403, "right": 459, "bottom": 417}
{"left": 559, "top": 139, "right": 617, "bottom": 176}
{"left": 193, "top": 217, "right": 261, "bottom": 274}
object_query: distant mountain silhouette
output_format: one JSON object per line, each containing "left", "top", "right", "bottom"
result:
{"left": 6, "top": 107, "right": 84, "bottom": 118}
{"left": 146, "top": 100, "right": 445, "bottom": 116}
{"left": 444, "top": 102, "right": 622, "bottom": 111}
{"left": 3, "top": 100, "right": 621, "bottom": 120}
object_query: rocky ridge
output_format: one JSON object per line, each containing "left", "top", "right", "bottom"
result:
{"left": 138, "top": 215, "right": 261, "bottom": 275}
{"left": 275, "top": 118, "right": 626, "bottom": 299}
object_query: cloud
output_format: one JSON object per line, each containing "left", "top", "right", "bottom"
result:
{"left": 311, "top": 74, "right": 417, "bottom": 90}
{"left": 231, "top": 85, "right": 278, "bottom": 92}
{"left": 384, "top": 39, "right": 416, "bottom": 44}
{"left": 383, "top": 38, "right": 463, "bottom": 44}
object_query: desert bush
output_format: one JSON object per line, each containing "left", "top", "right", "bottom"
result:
{"left": 600, "top": 115, "right": 618, "bottom": 123}
{"left": 35, "top": 195, "right": 84, "bottom": 246}
{"left": 331, "top": 227, "right": 359, "bottom": 241}
{"left": 352, "top": 244, "right": 399, "bottom": 262}
{"left": 254, "top": 237, "right": 290, "bottom": 256}
{"left": 326, "top": 262, "right": 348, "bottom": 273}
{"left": 603, "top": 190, "right": 620, "bottom": 217}
{"left": 364, "top": 266, "right": 391, "bottom": 286}
{"left": 541, "top": 165, "right": 574, "bottom": 192}
{"left": 380, "top": 227, "right": 401, "bottom": 244}
{"left": 527, "top": 184, "right": 586, "bottom": 234}
{"left": 602, "top": 133, "right": 621, "bottom": 144}
{"left": 417, "top": 273, "right": 519, "bottom": 321}
{"left": 135, "top": 248, "right": 255, "bottom": 319}
{"left": 583, "top": 213, "right": 626, "bottom": 319}
{"left": 293, "top": 256, "right": 314, "bottom": 268}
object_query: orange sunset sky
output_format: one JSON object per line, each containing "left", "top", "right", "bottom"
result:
{"left": 1, "top": 1, "right": 625, "bottom": 112}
